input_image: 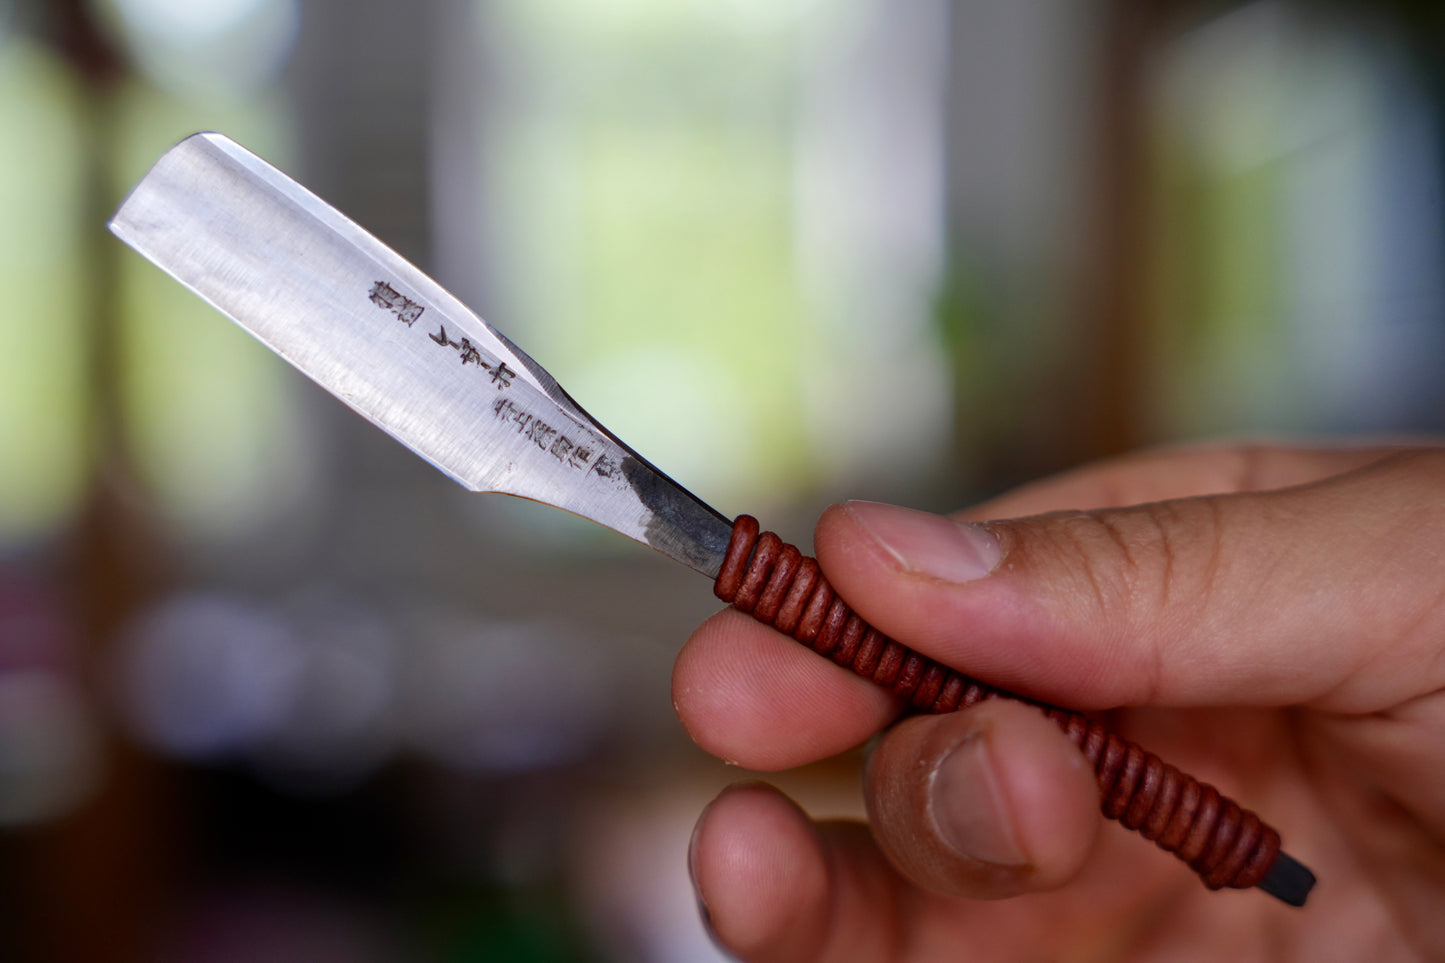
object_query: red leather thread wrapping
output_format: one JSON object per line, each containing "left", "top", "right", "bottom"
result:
{"left": 715, "top": 515, "right": 1280, "bottom": 892}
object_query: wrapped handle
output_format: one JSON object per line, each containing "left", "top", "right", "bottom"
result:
{"left": 714, "top": 515, "right": 1315, "bottom": 905}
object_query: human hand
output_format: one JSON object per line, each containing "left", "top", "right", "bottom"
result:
{"left": 673, "top": 443, "right": 1445, "bottom": 961}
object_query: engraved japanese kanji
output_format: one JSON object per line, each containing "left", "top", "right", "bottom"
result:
{"left": 370, "top": 281, "right": 424, "bottom": 326}
{"left": 492, "top": 397, "right": 609, "bottom": 477}
{"left": 429, "top": 323, "right": 515, "bottom": 389}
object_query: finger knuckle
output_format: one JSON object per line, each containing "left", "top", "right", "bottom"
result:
{"left": 1044, "top": 501, "right": 1221, "bottom": 630}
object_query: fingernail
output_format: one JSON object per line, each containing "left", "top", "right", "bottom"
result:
{"left": 688, "top": 807, "right": 707, "bottom": 899}
{"left": 688, "top": 807, "right": 725, "bottom": 945}
{"left": 929, "top": 729, "right": 1029, "bottom": 867}
{"left": 844, "top": 501, "right": 1002, "bottom": 583}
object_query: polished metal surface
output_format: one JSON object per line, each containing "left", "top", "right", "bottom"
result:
{"left": 110, "top": 133, "right": 732, "bottom": 577}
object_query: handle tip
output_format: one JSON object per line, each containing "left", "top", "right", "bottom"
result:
{"left": 1257, "top": 850, "right": 1316, "bottom": 907}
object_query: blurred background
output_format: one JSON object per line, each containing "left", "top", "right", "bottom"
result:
{"left": 1, "top": 0, "right": 1443, "bottom": 959}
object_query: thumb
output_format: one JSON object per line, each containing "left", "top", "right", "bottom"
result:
{"left": 814, "top": 451, "right": 1445, "bottom": 713}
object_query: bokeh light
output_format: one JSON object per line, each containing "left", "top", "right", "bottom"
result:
{"left": 0, "top": 40, "right": 89, "bottom": 549}
{"left": 96, "top": 0, "right": 299, "bottom": 96}
{"left": 118, "top": 593, "right": 303, "bottom": 760}
{"left": 403, "top": 616, "right": 616, "bottom": 775}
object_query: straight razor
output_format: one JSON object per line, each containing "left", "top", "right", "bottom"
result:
{"left": 109, "top": 133, "right": 1314, "bottom": 907}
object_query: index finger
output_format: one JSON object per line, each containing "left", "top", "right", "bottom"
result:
{"left": 673, "top": 608, "right": 902, "bottom": 771}
{"left": 962, "top": 441, "right": 1425, "bottom": 521}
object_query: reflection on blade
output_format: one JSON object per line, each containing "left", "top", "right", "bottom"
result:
{"left": 110, "top": 133, "right": 732, "bottom": 577}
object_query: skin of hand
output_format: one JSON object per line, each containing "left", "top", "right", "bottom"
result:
{"left": 672, "top": 442, "right": 1445, "bottom": 962}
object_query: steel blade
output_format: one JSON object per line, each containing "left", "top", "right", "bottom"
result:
{"left": 109, "top": 132, "right": 732, "bottom": 576}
